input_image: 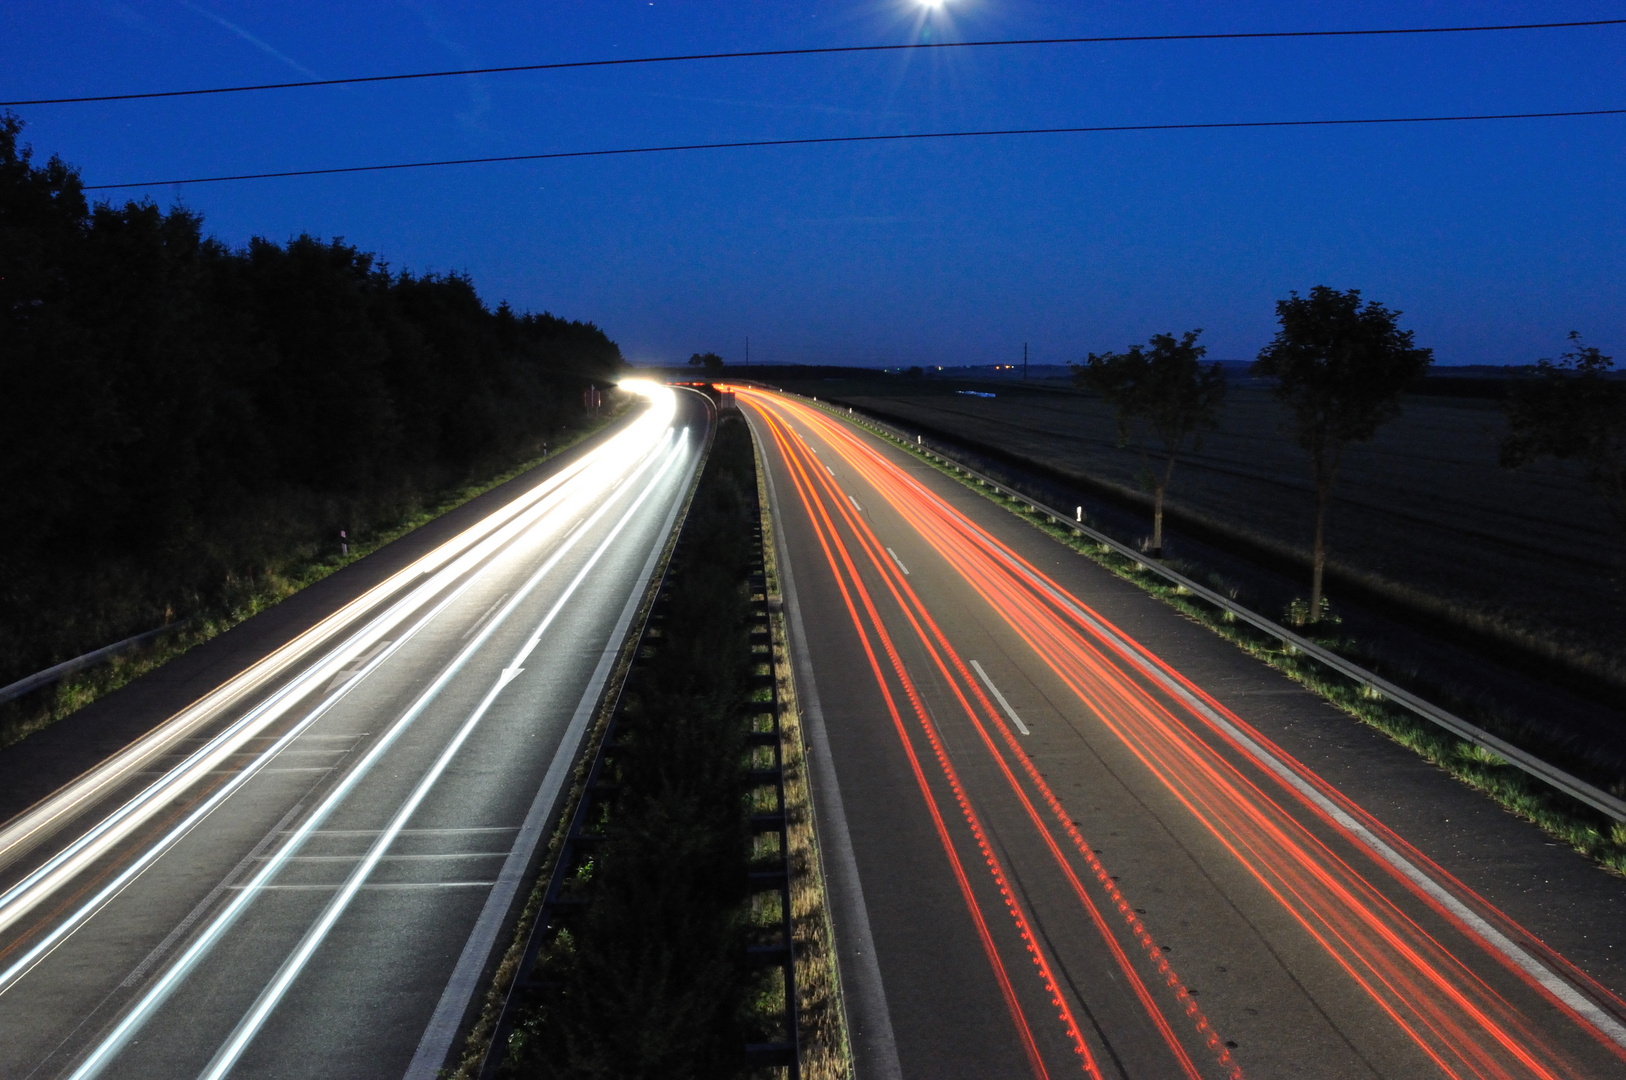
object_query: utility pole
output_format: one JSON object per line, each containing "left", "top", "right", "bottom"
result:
{"left": 1023, "top": 342, "right": 1029, "bottom": 380}
{"left": 745, "top": 336, "right": 750, "bottom": 366}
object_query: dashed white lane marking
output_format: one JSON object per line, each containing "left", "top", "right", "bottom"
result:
{"left": 461, "top": 594, "right": 510, "bottom": 640}
{"left": 886, "top": 547, "right": 910, "bottom": 575}
{"left": 971, "top": 660, "right": 1031, "bottom": 735}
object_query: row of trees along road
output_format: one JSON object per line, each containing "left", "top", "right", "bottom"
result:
{"left": 1077, "top": 287, "right": 1624, "bottom": 627}
{"left": 1075, "top": 287, "right": 1432, "bottom": 624}
{"left": 0, "top": 113, "right": 624, "bottom": 687}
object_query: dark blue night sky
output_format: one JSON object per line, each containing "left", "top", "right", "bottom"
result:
{"left": 4, "top": 1, "right": 1622, "bottom": 367}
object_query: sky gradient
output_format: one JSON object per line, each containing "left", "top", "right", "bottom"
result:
{"left": 4, "top": 1, "right": 1623, "bottom": 367}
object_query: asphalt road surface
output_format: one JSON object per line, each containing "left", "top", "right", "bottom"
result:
{"left": 0, "top": 381, "right": 705, "bottom": 1080}
{"left": 739, "top": 387, "right": 1626, "bottom": 1080}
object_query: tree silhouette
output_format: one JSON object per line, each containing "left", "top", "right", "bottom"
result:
{"left": 688, "top": 351, "right": 725, "bottom": 376}
{"left": 1073, "top": 330, "right": 1226, "bottom": 556}
{"left": 0, "top": 110, "right": 627, "bottom": 686}
{"left": 1501, "top": 333, "right": 1626, "bottom": 535}
{"left": 1252, "top": 287, "right": 1433, "bottom": 623}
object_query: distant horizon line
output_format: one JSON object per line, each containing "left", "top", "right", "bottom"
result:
{"left": 625, "top": 359, "right": 1534, "bottom": 370}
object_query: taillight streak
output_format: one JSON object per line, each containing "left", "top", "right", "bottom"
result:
{"left": 753, "top": 398, "right": 1232, "bottom": 1078}
{"left": 755, "top": 405, "right": 1094, "bottom": 1078}
{"left": 810, "top": 404, "right": 1566, "bottom": 1078}
{"left": 751, "top": 389, "right": 1622, "bottom": 1079}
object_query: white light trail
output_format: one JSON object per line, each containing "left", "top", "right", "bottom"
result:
{"left": 0, "top": 385, "right": 676, "bottom": 987}
{"left": 2, "top": 423, "right": 597, "bottom": 872}
{"left": 66, "top": 418, "right": 685, "bottom": 1079}
{"left": 198, "top": 432, "right": 687, "bottom": 1080}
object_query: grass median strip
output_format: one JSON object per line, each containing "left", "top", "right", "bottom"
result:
{"left": 457, "top": 410, "right": 845, "bottom": 1079}
{"left": 813, "top": 400, "right": 1626, "bottom": 878}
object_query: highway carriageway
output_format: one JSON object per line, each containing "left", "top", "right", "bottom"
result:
{"left": 0, "top": 381, "right": 705, "bottom": 1079}
{"left": 735, "top": 385, "right": 1626, "bottom": 1080}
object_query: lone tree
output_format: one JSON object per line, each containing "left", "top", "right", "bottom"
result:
{"left": 688, "top": 351, "right": 725, "bottom": 376}
{"left": 1252, "top": 287, "right": 1432, "bottom": 623}
{"left": 1072, "top": 330, "right": 1226, "bottom": 556}
{"left": 1501, "top": 333, "right": 1626, "bottom": 533}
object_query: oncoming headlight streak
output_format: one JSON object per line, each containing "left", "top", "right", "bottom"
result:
{"left": 67, "top": 422, "right": 689, "bottom": 1080}
{"left": 0, "top": 382, "right": 677, "bottom": 998}
{"left": 739, "top": 386, "right": 1626, "bottom": 1078}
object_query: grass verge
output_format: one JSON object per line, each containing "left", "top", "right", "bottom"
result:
{"left": 500, "top": 412, "right": 755, "bottom": 1076}
{"left": 811, "top": 400, "right": 1626, "bottom": 878}
{"left": 0, "top": 401, "right": 630, "bottom": 754}
{"left": 460, "top": 413, "right": 803, "bottom": 1078}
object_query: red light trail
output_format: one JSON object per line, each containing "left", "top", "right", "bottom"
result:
{"left": 734, "top": 385, "right": 1626, "bottom": 1079}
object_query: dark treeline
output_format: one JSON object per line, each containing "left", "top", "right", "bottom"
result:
{"left": 510, "top": 415, "right": 760, "bottom": 1079}
{"left": 0, "top": 113, "right": 623, "bottom": 686}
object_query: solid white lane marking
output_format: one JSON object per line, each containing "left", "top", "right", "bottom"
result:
{"left": 821, "top": 414, "right": 1626, "bottom": 1049}
{"left": 0, "top": 578, "right": 474, "bottom": 1000}
{"left": 0, "top": 411, "right": 659, "bottom": 951}
{"left": 970, "top": 660, "right": 1030, "bottom": 735}
{"left": 886, "top": 547, "right": 910, "bottom": 575}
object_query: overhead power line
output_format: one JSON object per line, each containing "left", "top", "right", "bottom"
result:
{"left": 81, "top": 107, "right": 1626, "bottom": 190}
{"left": 8, "top": 18, "right": 1626, "bottom": 108}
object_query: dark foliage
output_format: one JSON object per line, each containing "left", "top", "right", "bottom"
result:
{"left": 688, "top": 351, "right": 725, "bottom": 376}
{"left": 1252, "top": 286, "right": 1433, "bottom": 618}
{"left": 1072, "top": 329, "right": 1226, "bottom": 553}
{"left": 0, "top": 113, "right": 623, "bottom": 683}
{"left": 511, "top": 416, "right": 759, "bottom": 1080}
{"left": 1500, "top": 334, "right": 1626, "bottom": 535}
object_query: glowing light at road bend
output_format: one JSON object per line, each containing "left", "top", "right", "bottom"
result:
{"left": 735, "top": 385, "right": 1626, "bottom": 1079}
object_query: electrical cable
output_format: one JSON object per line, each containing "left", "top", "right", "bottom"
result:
{"left": 81, "top": 107, "right": 1626, "bottom": 190}
{"left": 7, "top": 17, "right": 1625, "bottom": 108}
